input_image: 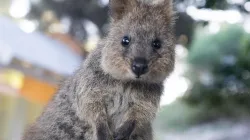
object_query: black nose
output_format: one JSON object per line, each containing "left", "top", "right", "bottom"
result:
{"left": 131, "top": 57, "right": 148, "bottom": 78}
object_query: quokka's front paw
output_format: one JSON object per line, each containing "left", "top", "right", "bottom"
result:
{"left": 113, "top": 120, "right": 136, "bottom": 140}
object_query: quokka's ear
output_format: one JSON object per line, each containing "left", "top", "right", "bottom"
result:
{"left": 109, "top": 0, "right": 138, "bottom": 20}
{"left": 139, "top": 0, "right": 174, "bottom": 14}
{"left": 163, "top": 0, "right": 174, "bottom": 14}
{"left": 163, "top": 0, "right": 177, "bottom": 25}
{"left": 156, "top": 0, "right": 176, "bottom": 25}
{"left": 151, "top": 0, "right": 174, "bottom": 14}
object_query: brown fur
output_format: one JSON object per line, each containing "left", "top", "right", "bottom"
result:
{"left": 22, "top": 0, "right": 175, "bottom": 140}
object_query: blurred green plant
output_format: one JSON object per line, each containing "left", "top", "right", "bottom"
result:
{"left": 182, "top": 24, "right": 250, "bottom": 119}
{"left": 154, "top": 25, "right": 250, "bottom": 133}
{"left": 154, "top": 101, "right": 205, "bottom": 131}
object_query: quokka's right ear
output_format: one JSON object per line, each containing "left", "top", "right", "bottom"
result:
{"left": 109, "top": 0, "right": 138, "bottom": 21}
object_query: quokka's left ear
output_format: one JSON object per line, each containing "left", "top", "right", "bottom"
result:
{"left": 142, "top": 0, "right": 175, "bottom": 16}
{"left": 109, "top": 0, "right": 139, "bottom": 21}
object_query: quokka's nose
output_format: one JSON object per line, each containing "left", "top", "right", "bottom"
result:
{"left": 131, "top": 57, "right": 148, "bottom": 78}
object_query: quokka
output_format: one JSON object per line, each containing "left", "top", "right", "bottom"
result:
{"left": 22, "top": 0, "right": 176, "bottom": 139}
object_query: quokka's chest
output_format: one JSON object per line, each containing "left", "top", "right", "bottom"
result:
{"left": 104, "top": 91, "right": 132, "bottom": 115}
{"left": 103, "top": 90, "right": 135, "bottom": 129}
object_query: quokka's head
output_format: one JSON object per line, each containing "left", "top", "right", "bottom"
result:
{"left": 101, "top": 0, "right": 176, "bottom": 83}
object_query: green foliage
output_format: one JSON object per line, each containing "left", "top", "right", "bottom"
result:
{"left": 153, "top": 25, "right": 250, "bottom": 134}
{"left": 205, "top": 0, "right": 228, "bottom": 9}
{"left": 183, "top": 24, "right": 250, "bottom": 117}
{"left": 154, "top": 101, "right": 203, "bottom": 131}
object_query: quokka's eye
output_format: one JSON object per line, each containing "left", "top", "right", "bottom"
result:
{"left": 152, "top": 39, "right": 161, "bottom": 49}
{"left": 121, "top": 36, "right": 130, "bottom": 47}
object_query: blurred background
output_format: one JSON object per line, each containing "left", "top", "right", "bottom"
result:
{"left": 0, "top": 0, "right": 250, "bottom": 140}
